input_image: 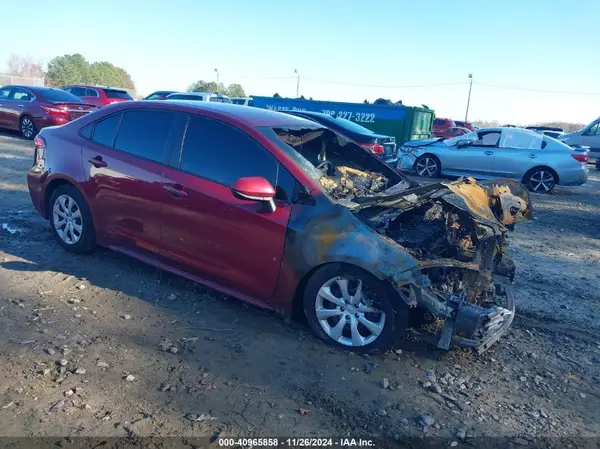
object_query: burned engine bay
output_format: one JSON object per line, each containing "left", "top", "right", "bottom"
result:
{"left": 275, "top": 125, "right": 531, "bottom": 352}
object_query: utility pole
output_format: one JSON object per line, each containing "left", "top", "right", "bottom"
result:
{"left": 214, "top": 68, "right": 219, "bottom": 93}
{"left": 465, "top": 73, "right": 473, "bottom": 121}
{"left": 294, "top": 69, "right": 300, "bottom": 97}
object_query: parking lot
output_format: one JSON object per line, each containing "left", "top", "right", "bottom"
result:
{"left": 0, "top": 131, "right": 599, "bottom": 445}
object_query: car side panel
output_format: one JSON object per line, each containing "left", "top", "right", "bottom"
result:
{"left": 489, "top": 148, "right": 538, "bottom": 179}
{"left": 439, "top": 146, "right": 494, "bottom": 177}
{"left": 159, "top": 166, "right": 292, "bottom": 303}
{"left": 80, "top": 142, "right": 164, "bottom": 254}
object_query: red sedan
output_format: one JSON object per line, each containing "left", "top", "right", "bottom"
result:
{"left": 0, "top": 85, "right": 96, "bottom": 139}
{"left": 27, "top": 101, "right": 528, "bottom": 354}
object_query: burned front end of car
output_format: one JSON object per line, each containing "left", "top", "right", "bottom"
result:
{"left": 266, "top": 124, "right": 531, "bottom": 353}
{"left": 350, "top": 176, "right": 531, "bottom": 353}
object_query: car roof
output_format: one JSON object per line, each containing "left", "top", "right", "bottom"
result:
{"left": 143, "top": 100, "right": 318, "bottom": 127}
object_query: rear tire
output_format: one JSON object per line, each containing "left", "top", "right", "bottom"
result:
{"left": 524, "top": 167, "right": 557, "bottom": 193}
{"left": 20, "top": 115, "right": 36, "bottom": 139}
{"left": 414, "top": 154, "right": 441, "bottom": 178}
{"left": 49, "top": 185, "right": 96, "bottom": 253}
{"left": 303, "top": 264, "right": 407, "bottom": 354}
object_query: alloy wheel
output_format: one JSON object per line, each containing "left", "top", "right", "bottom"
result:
{"left": 416, "top": 157, "right": 438, "bottom": 177}
{"left": 315, "top": 276, "right": 385, "bottom": 347}
{"left": 52, "top": 194, "right": 83, "bottom": 245}
{"left": 529, "top": 170, "right": 555, "bottom": 193}
{"left": 21, "top": 117, "right": 34, "bottom": 138}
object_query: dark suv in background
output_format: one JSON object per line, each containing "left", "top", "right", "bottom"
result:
{"left": 63, "top": 85, "right": 133, "bottom": 108}
{"left": 0, "top": 85, "right": 96, "bottom": 138}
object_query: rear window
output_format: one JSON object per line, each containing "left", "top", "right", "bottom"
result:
{"left": 433, "top": 119, "right": 444, "bottom": 125}
{"left": 41, "top": 88, "right": 84, "bottom": 103}
{"left": 102, "top": 89, "right": 133, "bottom": 100}
{"left": 168, "top": 94, "right": 203, "bottom": 101}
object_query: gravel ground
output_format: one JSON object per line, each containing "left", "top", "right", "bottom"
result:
{"left": 0, "top": 131, "right": 599, "bottom": 447}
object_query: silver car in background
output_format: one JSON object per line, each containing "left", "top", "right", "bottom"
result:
{"left": 397, "top": 127, "right": 589, "bottom": 193}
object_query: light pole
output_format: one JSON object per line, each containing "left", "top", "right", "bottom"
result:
{"left": 214, "top": 68, "right": 219, "bottom": 93}
{"left": 465, "top": 73, "right": 473, "bottom": 121}
{"left": 294, "top": 69, "right": 300, "bottom": 98}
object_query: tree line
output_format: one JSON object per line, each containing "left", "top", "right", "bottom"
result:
{"left": 2, "top": 54, "right": 248, "bottom": 98}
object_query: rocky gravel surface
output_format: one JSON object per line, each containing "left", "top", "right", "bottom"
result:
{"left": 0, "top": 132, "right": 599, "bottom": 447}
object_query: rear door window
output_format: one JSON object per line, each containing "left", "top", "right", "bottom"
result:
{"left": 102, "top": 88, "right": 133, "bottom": 100}
{"left": 179, "top": 115, "right": 295, "bottom": 201}
{"left": 499, "top": 129, "right": 543, "bottom": 149}
{"left": 113, "top": 109, "right": 176, "bottom": 163}
{"left": 91, "top": 113, "right": 122, "bottom": 147}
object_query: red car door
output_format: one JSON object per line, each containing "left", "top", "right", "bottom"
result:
{"left": 160, "top": 114, "right": 294, "bottom": 303}
{"left": 79, "top": 109, "right": 181, "bottom": 256}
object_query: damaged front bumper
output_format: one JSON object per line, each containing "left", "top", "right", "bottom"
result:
{"left": 354, "top": 177, "right": 531, "bottom": 353}
{"left": 418, "top": 282, "right": 516, "bottom": 354}
{"left": 396, "top": 153, "right": 417, "bottom": 171}
{"left": 400, "top": 272, "right": 516, "bottom": 354}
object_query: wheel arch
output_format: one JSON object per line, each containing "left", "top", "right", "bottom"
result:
{"left": 522, "top": 165, "right": 560, "bottom": 185}
{"left": 413, "top": 153, "right": 442, "bottom": 174}
{"left": 44, "top": 176, "right": 93, "bottom": 220}
{"left": 291, "top": 261, "right": 408, "bottom": 323}
{"left": 19, "top": 114, "right": 36, "bottom": 138}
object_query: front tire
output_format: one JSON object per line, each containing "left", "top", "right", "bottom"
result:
{"left": 49, "top": 185, "right": 96, "bottom": 253}
{"left": 303, "top": 264, "right": 406, "bottom": 354}
{"left": 524, "top": 167, "right": 556, "bottom": 193}
{"left": 415, "top": 154, "right": 441, "bottom": 178}
{"left": 20, "top": 115, "right": 36, "bottom": 139}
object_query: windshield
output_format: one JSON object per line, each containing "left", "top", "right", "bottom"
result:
{"left": 444, "top": 131, "right": 478, "bottom": 146}
{"left": 40, "top": 88, "right": 85, "bottom": 103}
{"left": 232, "top": 99, "right": 246, "bottom": 105}
{"left": 103, "top": 89, "right": 133, "bottom": 100}
{"left": 259, "top": 125, "right": 411, "bottom": 202}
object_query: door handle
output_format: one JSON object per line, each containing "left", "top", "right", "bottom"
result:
{"left": 484, "top": 150, "right": 495, "bottom": 155}
{"left": 18, "top": 105, "right": 24, "bottom": 108}
{"left": 528, "top": 154, "right": 538, "bottom": 159}
{"left": 163, "top": 183, "right": 188, "bottom": 198}
{"left": 88, "top": 155, "right": 107, "bottom": 168}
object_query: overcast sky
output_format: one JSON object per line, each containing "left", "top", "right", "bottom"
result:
{"left": 1, "top": 0, "right": 598, "bottom": 125}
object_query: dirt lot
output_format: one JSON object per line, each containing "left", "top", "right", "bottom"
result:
{"left": 1, "top": 132, "right": 599, "bottom": 447}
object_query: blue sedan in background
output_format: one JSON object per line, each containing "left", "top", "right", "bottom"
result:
{"left": 397, "top": 127, "right": 589, "bottom": 193}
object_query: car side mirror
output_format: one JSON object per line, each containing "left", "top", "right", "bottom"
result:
{"left": 456, "top": 140, "right": 472, "bottom": 148}
{"left": 231, "top": 176, "right": 277, "bottom": 213}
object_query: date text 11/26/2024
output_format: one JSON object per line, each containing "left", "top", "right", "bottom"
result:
{"left": 218, "top": 438, "right": 375, "bottom": 448}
